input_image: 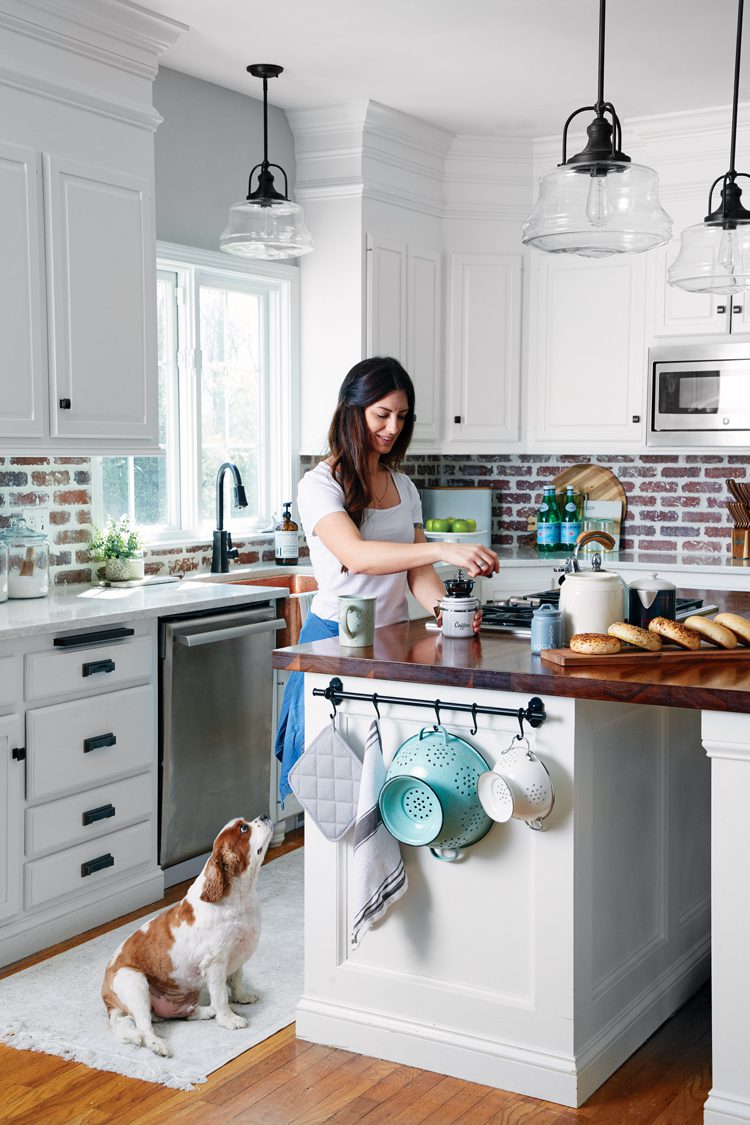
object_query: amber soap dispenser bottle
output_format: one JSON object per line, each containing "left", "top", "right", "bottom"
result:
{"left": 274, "top": 502, "right": 299, "bottom": 566}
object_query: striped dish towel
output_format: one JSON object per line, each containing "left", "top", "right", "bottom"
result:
{"left": 351, "top": 720, "right": 408, "bottom": 949}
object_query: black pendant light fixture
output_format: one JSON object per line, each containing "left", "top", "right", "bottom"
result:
{"left": 220, "top": 64, "right": 313, "bottom": 260}
{"left": 669, "top": 0, "right": 750, "bottom": 293}
{"left": 522, "top": 0, "right": 672, "bottom": 257}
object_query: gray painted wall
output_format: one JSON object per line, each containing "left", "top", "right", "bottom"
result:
{"left": 153, "top": 67, "right": 298, "bottom": 252}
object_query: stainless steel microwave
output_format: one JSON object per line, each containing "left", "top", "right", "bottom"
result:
{"left": 648, "top": 342, "right": 750, "bottom": 446}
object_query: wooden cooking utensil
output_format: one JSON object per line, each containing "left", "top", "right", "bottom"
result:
{"left": 727, "top": 478, "right": 744, "bottom": 502}
{"left": 19, "top": 546, "right": 35, "bottom": 576}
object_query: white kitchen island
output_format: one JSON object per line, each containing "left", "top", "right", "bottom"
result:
{"left": 274, "top": 615, "right": 750, "bottom": 1122}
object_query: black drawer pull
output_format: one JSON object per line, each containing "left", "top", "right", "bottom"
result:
{"left": 83, "top": 732, "right": 116, "bottom": 754}
{"left": 82, "top": 659, "right": 116, "bottom": 678}
{"left": 81, "top": 853, "right": 114, "bottom": 877}
{"left": 82, "top": 803, "right": 116, "bottom": 826}
{"left": 55, "top": 627, "right": 135, "bottom": 649}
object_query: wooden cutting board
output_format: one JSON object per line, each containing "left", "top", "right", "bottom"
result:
{"left": 540, "top": 645, "right": 750, "bottom": 667}
{"left": 552, "top": 464, "right": 628, "bottom": 519}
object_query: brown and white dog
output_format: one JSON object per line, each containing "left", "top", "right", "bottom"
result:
{"left": 102, "top": 815, "right": 274, "bottom": 1057}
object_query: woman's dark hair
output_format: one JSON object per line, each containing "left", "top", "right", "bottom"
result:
{"left": 327, "top": 356, "right": 416, "bottom": 527}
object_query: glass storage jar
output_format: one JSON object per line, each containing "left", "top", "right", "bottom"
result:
{"left": 0, "top": 542, "right": 8, "bottom": 602}
{"left": 1, "top": 516, "right": 49, "bottom": 599}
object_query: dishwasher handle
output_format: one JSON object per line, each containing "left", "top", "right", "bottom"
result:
{"left": 174, "top": 617, "right": 286, "bottom": 647}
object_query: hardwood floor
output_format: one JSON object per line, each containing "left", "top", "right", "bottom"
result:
{"left": 0, "top": 828, "right": 711, "bottom": 1124}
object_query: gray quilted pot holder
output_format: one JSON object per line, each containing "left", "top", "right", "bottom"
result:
{"left": 289, "top": 721, "right": 363, "bottom": 841}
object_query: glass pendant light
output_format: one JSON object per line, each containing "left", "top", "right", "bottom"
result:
{"left": 669, "top": 0, "right": 750, "bottom": 293}
{"left": 522, "top": 0, "right": 672, "bottom": 258}
{"left": 220, "top": 64, "right": 313, "bottom": 260}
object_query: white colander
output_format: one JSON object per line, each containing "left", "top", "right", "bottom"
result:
{"left": 477, "top": 737, "right": 554, "bottom": 830}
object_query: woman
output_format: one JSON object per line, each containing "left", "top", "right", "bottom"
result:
{"left": 275, "top": 356, "right": 500, "bottom": 801}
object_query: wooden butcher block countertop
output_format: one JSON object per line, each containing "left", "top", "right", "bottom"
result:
{"left": 272, "top": 589, "right": 750, "bottom": 714}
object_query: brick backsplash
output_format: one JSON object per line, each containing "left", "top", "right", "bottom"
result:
{"left": 2, "top": 451, "right": 748, "bottom": 587}
{"left": 302, "top": 451, "right": 750, "bottom": 557}
{"left": 0, "top": 455, "right": 301, "bottom": 588}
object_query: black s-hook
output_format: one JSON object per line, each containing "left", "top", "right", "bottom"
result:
{"left": 372, "top": 692, "right": 381, "bottom": 721}
{"left": 516, "top": 707, "right": 526, "bottom": 741}
{"left": 470, "top": 702, "right": 479, "bottom": 737}
{"left": 433, "top": 699, "right": 441, "bottom": 728}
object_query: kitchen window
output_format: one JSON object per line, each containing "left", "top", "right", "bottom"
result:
{"left": 94, "top": 242, "right": 299, "bottom": 542}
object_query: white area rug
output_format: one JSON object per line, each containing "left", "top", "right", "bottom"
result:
{"left": 0, "top": 847, "right": 303, "bottom": 1091}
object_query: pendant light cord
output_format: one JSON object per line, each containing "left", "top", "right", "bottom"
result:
{"left": 596, "top": 0, "right": 606, "bottom": 116}
{"left": 262, "top": 76, "right": 269, "bottom": 167}
{"left": 729, "top": 0, "right": 745, "bottom": 178}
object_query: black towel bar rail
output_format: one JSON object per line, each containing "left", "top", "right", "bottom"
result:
{"left": 312, "top": 677, "right": 546, "bottom": 738}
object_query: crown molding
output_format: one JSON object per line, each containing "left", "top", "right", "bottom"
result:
{"left": 0, "top": 60, "right": 163, "bottom": 130}
{"left": 0, "top": 0, "right": 185, "bottom": 80}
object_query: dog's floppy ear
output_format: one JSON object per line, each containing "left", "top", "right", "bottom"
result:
{"left": 200, "top": 851, "right": 227, "bottom": 902}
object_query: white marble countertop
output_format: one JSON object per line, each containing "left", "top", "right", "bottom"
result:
{"left": 495, "top": 547, "right": 750, "bottom": 575}
{"left": 0, "top": 578, "right": 289, "bottom": 641}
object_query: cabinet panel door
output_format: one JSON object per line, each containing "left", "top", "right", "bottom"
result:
{"left": 529, "top": 254, "right": 646, "bottom": 447}
{"left": 0, "top": 142, "right": 48, "bottom": 439}
{"left": 0, "top": 714, "right": 23, "bottom": 923}
{"left": 45, "top": 155, "right": 157, "bottom": 443}
{"left": 651, "top": 193, "right": 731, "bottom": 337}
{"left": 366, "top": 235, "right": 407, "bottom": 360}
{"left": 447, "top": 253, "right": 521, "bottom": 445}
{"left": 408, "top": 245, "right": 441, "bottom": 443}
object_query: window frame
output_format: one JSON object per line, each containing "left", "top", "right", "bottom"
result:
{"left": 94, "top": 241, "right": 300, "bottom": 546}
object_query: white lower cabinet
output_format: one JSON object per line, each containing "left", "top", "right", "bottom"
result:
{"left": 0, "top": 621, "right": 162, "bottom": 969}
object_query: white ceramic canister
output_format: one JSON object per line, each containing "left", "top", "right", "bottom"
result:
{"left": 558, "top": 570, "right": 626, "bottom": 644}
{"left": 0, "top": 543, "right": 8, "bottom": 602}
{"left": 439, "top": 595, "right": 478, "bottom": 638}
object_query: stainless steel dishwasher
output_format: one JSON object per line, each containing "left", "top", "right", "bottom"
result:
{"left": 159, "top": 600, "right": 285, "bottom": 876}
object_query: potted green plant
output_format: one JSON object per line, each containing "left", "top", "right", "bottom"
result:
{"left": 88, "top": 516, "right": 145, "bottom": 582}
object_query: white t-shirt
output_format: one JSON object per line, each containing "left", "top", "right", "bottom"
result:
{"left": 297, "top": 461, "right": 424, "bottom": 626}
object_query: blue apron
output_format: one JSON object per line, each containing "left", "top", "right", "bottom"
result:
{"left": 275, "top": 611, "right": 339, "bottom": 802}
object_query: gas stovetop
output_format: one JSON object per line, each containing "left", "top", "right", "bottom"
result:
{"left": 480, "top": 590, "right": 714, "bottom": 636}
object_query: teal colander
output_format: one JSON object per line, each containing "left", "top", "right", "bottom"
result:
{"left": 379, "top": 725, "right": 493, "bottom": 861}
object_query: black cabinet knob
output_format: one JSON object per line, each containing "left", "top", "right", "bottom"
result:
{"left": 733, "top": 305, "right": 743, "bottom": 314}
{"left": 454, "top": 415, "right": 462, "bottom": 424}
{"left": 717, "top": 305, "right": 727, "bottom": 314}
{"left": 59, "top": 398, "right": 71, "bottom": 409}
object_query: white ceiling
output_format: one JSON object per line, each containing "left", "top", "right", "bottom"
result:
{"left": 142, "top": 0, "right": 746, "bottom": 139}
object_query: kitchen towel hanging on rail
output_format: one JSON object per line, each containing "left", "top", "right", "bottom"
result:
{"left": 351, "top": 720, "right": 407, "bottom": 949}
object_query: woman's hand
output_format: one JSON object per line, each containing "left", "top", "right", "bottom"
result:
{"left": 440, "top": 542, "right": 500, "bottom": 578}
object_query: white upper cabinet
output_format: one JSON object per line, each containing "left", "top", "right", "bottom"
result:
{"left": 527, "top": 252, "right": 648, "bottom": 449}
{"left": 45, "top": 156, "right": 157, "bottom": 443}
{"left": 0, "top": 142, "right": 48, "bottom": 439}
{"left": 650, "top": 190, "right": 747, "bottom": 337}
{"left": 0, "top": 0, "right": 180, "bottom": 454}
{"left": 366, "top": 234, "right": 442, "bottom": 445}
{"left": 445, "top": 252, "right": 522, "bottom": 449}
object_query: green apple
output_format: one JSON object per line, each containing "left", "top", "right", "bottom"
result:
{"left": 430, "top": 518, "right": 452, "bottom": 533}
{"left": 425, "top": 518, "right": 436, "bottom": 531}
{"left": 464, "top": 517, "right": 477, "bottom": 531}
{"left": 450, "top": 519, "right": 472, "bottom": 533}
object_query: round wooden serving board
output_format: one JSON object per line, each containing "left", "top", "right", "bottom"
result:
{"left": 552, "top": 464, "right": 627, "bottom": 518}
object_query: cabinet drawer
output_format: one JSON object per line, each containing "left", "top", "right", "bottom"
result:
{"left": 26, "top": 684, "right": 154, "bottom": 801}
{"left": 0, "top": 655, "right": 20, "bottom": 709}
{"left": 25, "top": 820, "right": 153, "bottom": 910}
{"left": 25, "top": 772, "right": 153, "bottom": 858}
{"left": 25, "top": 635, "right": 153, "bottom": 701}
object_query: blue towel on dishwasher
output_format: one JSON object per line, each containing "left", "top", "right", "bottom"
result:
{"left": 275, "top": 611, "right": 339, "bottom": 803}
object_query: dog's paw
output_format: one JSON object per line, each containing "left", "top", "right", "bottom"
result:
{"left": 231, "top": 987, "right": 259, "bottom": 1005}
{"left": 187, "top": 1005, "right": 216, "bottom": 1021}
{"left": 144, "top": 1033, "right": 172, "bottom": 1057}
{"left": 216, "top": 1010, "right": 248, "bottom": 1030}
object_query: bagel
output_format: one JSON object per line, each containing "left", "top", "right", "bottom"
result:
{"left": 647, "top": 616, "right": 701, "bottom": 650}
{"left": 607, "top": 621, "right": 662, "bottom": 651}
{"left": 714, "top": 612, "right": 750, "bottom": 647}
{"left": 570, "top": 632, "right": 622, "bottom": 655}
{"left": 683, "top": 615, "right": 738, "bottom": 649}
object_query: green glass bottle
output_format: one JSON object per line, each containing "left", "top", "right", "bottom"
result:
{"left": 536, "top": 486, "right": 560, "bottom": 554}
{"left": 559, "top": 485, "right": 582, "bottom": 552}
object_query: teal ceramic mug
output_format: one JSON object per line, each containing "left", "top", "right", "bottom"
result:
{"left": 338, "top": 594, "right": 376, "bottom": 647}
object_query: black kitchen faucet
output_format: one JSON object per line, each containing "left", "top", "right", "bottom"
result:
{"left": 211, "top": 462, "right": 248, "bottom": 573}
